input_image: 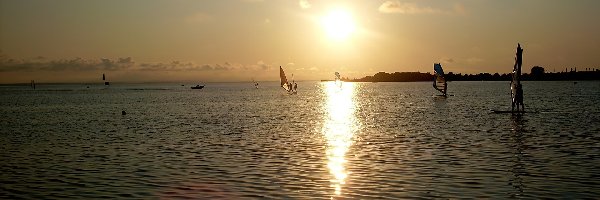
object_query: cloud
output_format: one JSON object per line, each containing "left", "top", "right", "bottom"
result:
{"left": 379, "top": 1, "right": 464, "bottom": 15}
{"left": 0, "top": 56, "right": 135, "bottom": 72}
{"left": 138, "top": 61, "right": 234, "bottom": 71}
{"left": 453, "top": 3, "right": 466, "bottom": 15}
{"left": 186, "top": 12, "right": 213, "bottom": 24}
{"left": 467, "top": 57, "right": 484, "bottom": 64}
{"left": 0, "top": 54, "right": 278, "bottom": 74}
{"left": 299, "top": 0, "right": 311, "bottom": 9}
{"left": 440, "top": 57, "right": 455, "bottom": 64}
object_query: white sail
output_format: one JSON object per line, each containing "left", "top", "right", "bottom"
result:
{"left": 433, "top": 63, "right": 447, "bottom": 96}
{"left": 279, "top": 66, "right": 291, "bottom": 92}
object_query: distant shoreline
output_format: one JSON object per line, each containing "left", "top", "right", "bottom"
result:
{"left": 2, "top": 70, "right": 598, "bottom": 85}
{"left": 345, "top": 70, "right": 600, "bottom": 82}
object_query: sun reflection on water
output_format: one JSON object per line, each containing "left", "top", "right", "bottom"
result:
{"left": 322, "top": 81, "right": 358, "bottom": 197}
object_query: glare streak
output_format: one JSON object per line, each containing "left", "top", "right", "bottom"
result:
{"left": 322, "top": 82, "right": 358, "bottom": 197}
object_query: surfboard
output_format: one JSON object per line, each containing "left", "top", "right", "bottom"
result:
{"left": 491, "top": 110, "right": 537, "bottom": 114}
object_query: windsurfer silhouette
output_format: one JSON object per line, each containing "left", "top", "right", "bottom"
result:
{"left": 516, "top": 83, "right": 524, "bottom": 111}
{"left": 512, "top": 43, "right": 525, "bottom": 112}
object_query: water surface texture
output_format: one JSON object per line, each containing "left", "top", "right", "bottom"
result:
{"left": 1, "top": 81, "right": 599, "bottom": 199}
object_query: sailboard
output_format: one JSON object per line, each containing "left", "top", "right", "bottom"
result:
{"left": 433, "top": 63, "right": 447, "bottom": 96}
{"left": 491, "top": 110, "right": 537, "bottom": 114}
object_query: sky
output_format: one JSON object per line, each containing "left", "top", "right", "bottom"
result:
{"left": 1, "top": 0, "right": 599, "bottom": 83}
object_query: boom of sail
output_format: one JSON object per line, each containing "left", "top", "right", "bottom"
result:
{"left": 433, "top": 63, "right": 447, "bottom": 96}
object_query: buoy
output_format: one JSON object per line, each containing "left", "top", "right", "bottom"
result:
{"left": 122, "top": 111, "right": 126, "bottom": 115}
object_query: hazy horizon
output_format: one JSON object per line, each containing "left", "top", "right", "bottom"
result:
{"left": 2, "top": 0, "right": 599, "bottom": 83}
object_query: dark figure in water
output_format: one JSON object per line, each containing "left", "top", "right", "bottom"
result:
{"left": 293, "top": 82, "right": 298, "bottom": 92}
{"left": 512, "top": 43, "right": 524, "bottom": 112}
{"left": 514, "top": 83, "right": 524, "bottom": 111}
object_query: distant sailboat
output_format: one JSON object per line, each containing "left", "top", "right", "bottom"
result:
{"left": 103, "top": 73, "right": 110, "bottom": 86}
{"left": 279, "top": 66, "right": 295, "bottom": 94}
{"left": 433, "top": 63, "right": 447, "bottom": 96}
{"left": 252, "top": 78, "right": 259, "bottom": 89}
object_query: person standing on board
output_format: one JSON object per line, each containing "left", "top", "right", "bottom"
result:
{"left": 293, "top": 82, "right": 298, "bottom": 92}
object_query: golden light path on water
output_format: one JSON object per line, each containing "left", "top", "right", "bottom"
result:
{"left": 322, "top": 81, "right": 359, "bottom": 197}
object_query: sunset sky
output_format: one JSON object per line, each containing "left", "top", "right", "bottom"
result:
{"left": 1, "top": 0, "right": 599, "bottom": 83}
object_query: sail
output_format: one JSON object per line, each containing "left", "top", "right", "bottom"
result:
{"left": 103, "top": 73, "right": 110, "bottom": 86}
{"left": 433, "top": 63, "right": 447, "bottom": 95}
{"left": 511, "top": 43, "right": 523, "bottom": 105}
{"left": 511, "top": 63, "right": 520, "bottom": 104}
{"left": 334, "top": 72, "right": 341, "bottom": 81}
{"left": 511, "top": 63, "right": 519, "bottom": 100}
{"left": 279, "top": 66, "right": 291, "bottom": 92}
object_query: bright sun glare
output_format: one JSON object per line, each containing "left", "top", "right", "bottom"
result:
{"left": 321, "top": 9, "right": 356, "bottom": 41}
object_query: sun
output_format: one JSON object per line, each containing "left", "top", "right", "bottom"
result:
{"left": 321, "top": 9, "right": 356, "bottom": 41}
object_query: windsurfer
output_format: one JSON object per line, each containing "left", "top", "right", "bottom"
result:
{"left": 515, "top": 83, "right": 524, "bottom": 111}
{"left": 293, "top": 82, "right": 297, "bottom": 92}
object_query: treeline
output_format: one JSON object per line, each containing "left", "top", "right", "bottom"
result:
{"left": 346, "top": 69, "right": 600, "bottom": 82}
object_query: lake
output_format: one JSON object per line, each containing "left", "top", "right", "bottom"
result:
{"left": 1, "top": 81, "right": 599, "bottom": 199}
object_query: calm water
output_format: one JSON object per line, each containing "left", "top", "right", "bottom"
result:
{"left": 1, "top": 81, "right": 599, "bottom": 199}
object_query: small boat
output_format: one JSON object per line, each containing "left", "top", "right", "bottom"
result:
{"left": 191, "top": 85, "right": 205, "bottom": 89}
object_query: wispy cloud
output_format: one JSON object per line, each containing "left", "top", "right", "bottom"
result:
{"left": 0, "top": 56, "right": 275, "bottom": 73}
{"left": 379, "top": 1, "right": 465, "bottom": 15}
{"left": 0, "top": 56, "right": 135, "bottom": 72}
{"left": 440, "top": 57, "right": 455, "bottom": 64}
{"left": 299, "top": 0, "right": 311, "bottom": 9}
{"left": 467, "top": 57, "right": 484, "bottom": 64}
{"left": 185, "top": 12, "right": 213, "bottom": 24}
